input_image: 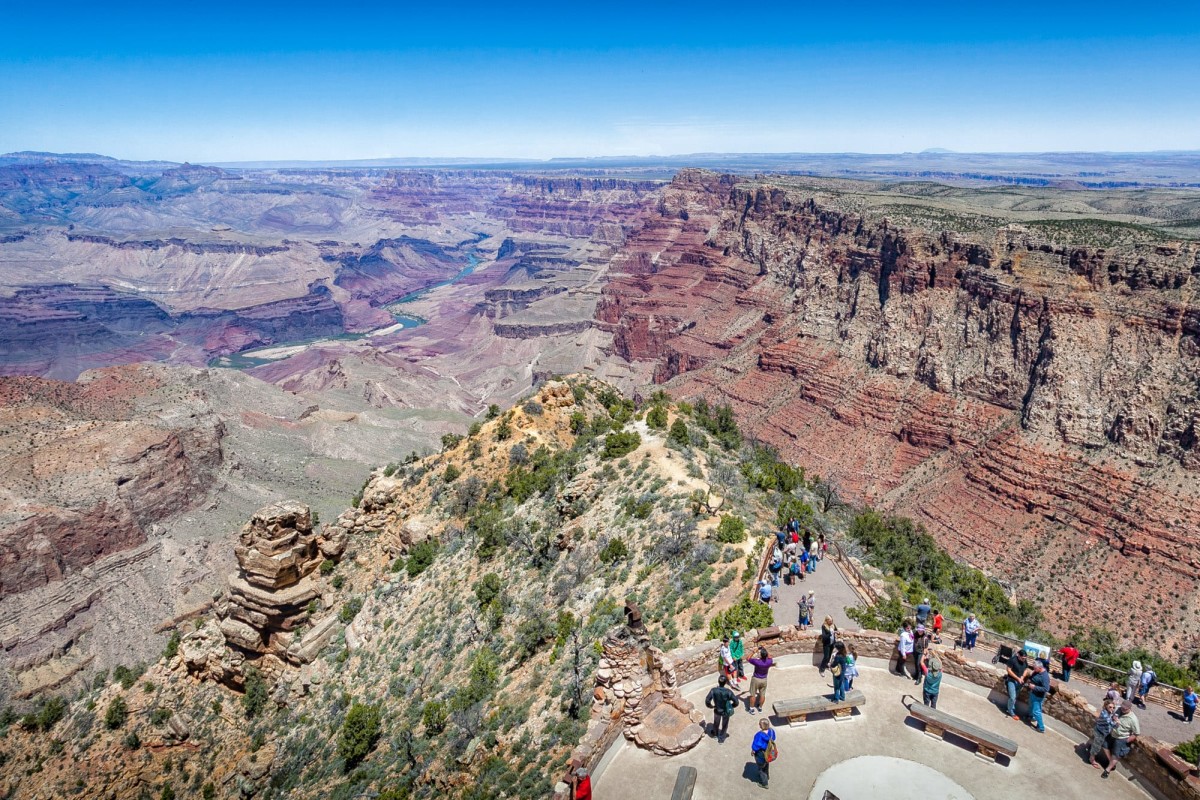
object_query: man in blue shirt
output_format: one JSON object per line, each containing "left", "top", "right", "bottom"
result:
{"left": 1026, "top": 660, "right": 1051, "bottom": 733}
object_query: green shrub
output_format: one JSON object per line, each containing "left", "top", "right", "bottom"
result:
{"left": 468, "top": 421, "right": 483, "bottom": 437}
{"left": 569, "top": 412, "right": 587, "bottom": 435}
{"left": 104, "top": 696, "right": 127, "bottom": 730}
{"left": 715, "top": 515, "right": 747, "bottom": 543}
{"left": 1175, "top": 734, "right": 1200, "bottom": 764}
{"left": 24, "top": 696, "right": 67, "bottom": 732}
{"left": 124, "top": 730, "right": 141, "bottom": 750}
{"left": 602, "top": 431, "right": 641, "bottom": 460}
{"left": 160, "top": 784, "right": 175, "bottom": 800}
{"left": 338, "top": 702, "right": 382, "bottom": 769}
{"left": 692, "top": 399, "right": 741, "bottom": 450}
{"left": 775, "top": 498, "right": 815, "bottom": 532}
{"left": 441, "top": 433, "right": 464, "bottom": 452}
{"left": 443, "top": 464, "right": 462, "bottom": 483}
{"left": 474, "top": 573, "right": 503, "bottom": 609}
{"left": 113, "top": 664, "right": 146, "bottom": 691}
{"left": 668, "top": 419, "right": 690, "bottom": 447}
{"left": 707, "top": 596, "right": 774, "bottom": 641}
{"left": 151, "top": 707, "right": 172, "bottom": 726}
{"left": 406, "top": 540, "right": 440, "bottom": 577}
{"left": 522, "top": 400, "right": 543, "bottom": 416}
{"left": 421, "top": 701, "right": 447, "bottom": 735}
{"left": 320, "top": 559, "right": 336, "bottom": 576}
{"left": 514, "top": 616, "right": 554, "bottom": 657}
{"left": 331, "top": 574, "right": 345, "bottom": 590}
{"left": 495, "top": 416, "right": 513, "bottom": 441}
{"left": 202, "top": 784, "right": 216, "bottom": 800}
{"left": 339, "top": 597, "right": 364, "bottom": 624}
{"left": 486, "top": 404, "right": 501, "bottom": 420}
{"left": 242, "top": 667, "right": 269, "bottom": 719}
{"left": 599, "top": 537, "right": 629, "bottom": 564}
{"left": 742, "top": 444, "right": 805, "bottom": 493}
{"left": 645, "top": 405, "right": 668, "bottom": 430}
{"left": 162, "top": 629, "right": 182, "bottom": 661}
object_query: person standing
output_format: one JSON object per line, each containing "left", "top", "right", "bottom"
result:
{"left": 798, "top": 591, "right": 813, "bottom": 630}
{"left": 808, "top": 538, "right": 819, "bottom": 571}
{"left": 1059, "top": 643, "right": 1080, "bottom": 683}
{"left": 915, "top": 598, "right": 931, "bottom": 626}
{"left": 962, "top": 613, "right": 981, "bottom": 651}
{"left": 843, "top": 644, "right": 860, "bottom": 691}
{"left": 758, "top": 578, "right": 773, "bottom": 604}
{"left": 719, "top": 637, "right": 736, "bottom": 685}
{"left": 1026, "top": 660, "right": 1051, "bottom": 733}
{"left": 1106, "top": 682, "right": 1124, "bottom": 707}
{"left": 1183, "top": 686, "right": 1197, "bottom": 724}
{"left": 896, "top": 622, "right": 915, "bottom": 679}
{"left": 932, "top": 609, "right": 944, "bottom": 644}
{"left": 704, "top": 674, "right": 737, "bottom": 742}
{"left": 730, "top": 631, "right": 745, "bottom": 687}
{"left": 571, "top": 768, "right": 592, "bottom": 800}
{"left": 1089, "top": 699, "right": 1116, "bottom": 769}
{"left": 831, "top": 642, "right": 848, "bottom": 701}
{"left": 1004, "top": 649, "right": 1030, "bottom": 720}
{"left": 1105, "top": 702, "right": 1140, "bottom": 779}
{"left": 1139, "top": 664, "right": 1157, "bottom": 706}
{"left": 819, "top": 616, "right": 838, "bottom": 675}
{"left": 751, "top": 718, "right": 776, "bottom": 788}
{"left": 922, "top": 654, "right": 943, "bottom": 709}
{"left": 912, "top": 625, "right": 929, "bottom": 685}
{"left": 747, "top": 647, "right": 775, "bottom": 715}
{"left": 1125, "top": 661, "right": 1143, "bottom": 703}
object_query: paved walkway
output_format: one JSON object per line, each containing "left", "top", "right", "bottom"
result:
{"left": 768, "top": 549, "right": 1194, "bottom": 747}
{"left": 595, "top": 657, "right": 1154, "bottom": 800}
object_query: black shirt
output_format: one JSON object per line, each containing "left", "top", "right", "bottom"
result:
{"left": 1006, "top": 654, "right": 1029, "bottom": 683}
{"left": 705, "top": 685, "right": 737, "bottom": 715}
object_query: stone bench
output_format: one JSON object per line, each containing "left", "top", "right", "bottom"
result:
{"left": 772, "top": 689, "right": 865, "bottom": 726}
{"left": 908, "top": 704, "right": 1017, "bottom": 762}
{"left": 670, "top": 766, "right": 697, "bottom": 800}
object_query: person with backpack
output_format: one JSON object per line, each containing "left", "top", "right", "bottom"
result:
{"left": 831, "top": 642, "right": 848, "bottom": 701}
{"left": 705, "top": 674, "right": 737, "bottom": 742}
{"left": 1139, "top": 665, "right": 1157, "bottom": 706}
{"left": 1026, "top": 659, "right": 1051, "bottom": 733}
{"left": 788, "top": 558, "right": 802, "bottom": 586}
{"left": 922, "top": 654, "right": 943, "bottom": 709}
{"left": 797, "top": 590, "right": 813, "bottom": 629}
{"left": 819, "top": 616, "right": 838, "bottom": 675}
{"left": 729, "top": 631, "right": 745, "bottom": 687}
{"left": 751, "top": 718, "right": 777, "bottom": 788}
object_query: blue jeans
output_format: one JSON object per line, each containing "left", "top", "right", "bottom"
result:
{"left": 832, "top": 674, "right": 846, "bottom": 701}
{"left": 1005, "top": 679, "right": 1020, "bottom": 716}
{"left": 1062, "top": 663, "right": 1072, "bottom": 682}
{"left": 965, "top": 631, "right": 978, "bottom": 649}
{"left": 1029, "top": 693, "right": 1045, "bottom": 731}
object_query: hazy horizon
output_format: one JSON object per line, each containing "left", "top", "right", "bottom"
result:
{"left": 2, "top": 1, "right": 1198, "bottom": 162}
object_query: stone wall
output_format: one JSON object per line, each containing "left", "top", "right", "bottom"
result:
{"left": 556, "top": 624, "right": 1200, "bottom": 800}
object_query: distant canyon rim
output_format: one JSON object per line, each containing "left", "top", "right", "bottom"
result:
{"left": 1, "top": 150, "right": 1198, "bottom": 697}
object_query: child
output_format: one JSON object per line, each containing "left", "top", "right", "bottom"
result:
{"left": 843, "top": 645, "right": 859, "bottom": 690}
{"left": 1184, "top": 686, "right": 1196, "bottom": 723}
{"left": 932, "top": 609, "right": 944, "bottom": 644}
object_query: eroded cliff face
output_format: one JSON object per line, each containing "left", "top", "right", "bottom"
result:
{"left": 599, "top": 170, "right": 1200, "bottom": 647}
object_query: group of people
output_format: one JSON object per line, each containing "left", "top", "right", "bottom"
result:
{"left": 893, "top": 618, "right": 945, "bottom": 708}
{"left": 706, "top": 639, "right": 778, "bottom": 786}
{"left": 1089, "top": 690, "right": 1142, "bottom": 778}
{"left": 759, "top": 521, "right": 827, "bottom": 600}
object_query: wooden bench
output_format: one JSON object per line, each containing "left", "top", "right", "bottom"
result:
{"left": 772, "top": 689, "right": 865, "bottom": 726}
{"left": 908, "top": 704, "right": 1017, "bottom": 762}
{"left": 670, "top": 766, "right": 697, "bottom": 800}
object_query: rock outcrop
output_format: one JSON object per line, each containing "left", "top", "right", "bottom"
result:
{"left": 599, "top": 170, "right": 1200, "bottom": 647}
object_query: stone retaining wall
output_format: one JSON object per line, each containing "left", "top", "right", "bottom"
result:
{"left": 554, "top": 625, "right": 1200, "bottom": 800}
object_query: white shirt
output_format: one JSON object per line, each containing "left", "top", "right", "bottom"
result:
{"left": 899, "top": 630, "right": 915, "bottom": 655}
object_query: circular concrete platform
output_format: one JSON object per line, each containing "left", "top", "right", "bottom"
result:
{"left": 808, "top": 755, "right": 976, "bottom": 800}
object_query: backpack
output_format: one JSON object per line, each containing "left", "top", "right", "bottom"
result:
{"left": 790, "top": 562, "right": 800, "bottom": 576}
{"left": 723, "top": 690, "right": 737, "bottom": 716}
{"left": 765, "top": 739, "right": 779, "bottom": 763}
{"left": 1145, "top": 670, "right": 1157, "bottom": 688}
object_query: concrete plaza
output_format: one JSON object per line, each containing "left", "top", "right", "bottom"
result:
{"left": 593, "top": 656, "right": 1156, "bottom": 800}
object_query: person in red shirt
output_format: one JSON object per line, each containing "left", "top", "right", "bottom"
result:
{"left": 572, "top": 767, "right": 592, "bottom": 800}
{"left": 1060, "top": 644, "right": 1080, "bottom": 683}
{"left": 932, "top": 610, "right": 944, "bottom": 643}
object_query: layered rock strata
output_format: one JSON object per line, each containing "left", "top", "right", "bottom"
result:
{"left": 598, "top": 170, "right": 1200, "bottom": 647}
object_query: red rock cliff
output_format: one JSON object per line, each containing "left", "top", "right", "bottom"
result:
{"left": 599, "top": 170, "right": 1200, "bottom": 647}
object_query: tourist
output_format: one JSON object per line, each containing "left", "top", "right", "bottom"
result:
{"left": 768, "top": 556, "right": 783, "bottom": 588}
{"left": 799, "top": 548, "right": 810, "bottom": 576}
{"left": 572, "top": 767, "right": 592, "bottom": 800}
{"left": 818, "top": 532, "right": 827, "bottom": 558}
{"left": 962, "top": 613, "right": 981, "bottom": 651}
{"left": 1059, "top": 642, "right": 1080, "bottom": 683}
{"left": 1004, "top": 649, "right": 1030, "bottom": 720}
{"left": 747, "top": 647, "right": 775, "bottom": 714}
{"left": 803, "top": 531, "right": 813, "bottom": 554}
{"left": 758, "top": 578, "right": 773, "bottom": 604}
{"left": 1106, "top": 682, "right": 1124, "bottom": 707}
{"left": 916, "top": 597, "right": 931, "bottom": 626}
{"left": 808, "top": 538, "right": 819, "bottom": 571}
{"left": 730, "top": 631, "right": 746, "bottom": 686}
{"left": 705, "top": 674, "right": 737, "bottom": 742}
{"left": 720, "top": 637, "right": 736, "bottom": 685}
{"left": 922, "top": 654, "right": 943, "bottom": 709}
{"left": 775, "top": 528, "right": 788, "bottom": 549}
{"left": 1125, "top": 660, "right": 1143, "bottom": 703}
{"left": 1139, "top": 664, "right": 1157, "bottom": 706}
{"left": 751, "top": 718, "right": 777, "bottom": 788}
{"left": 843, "top": 644, "right": 860, "bottom": 690}
{"left": 912, "top": 624, "right": 930, "bottom": 685}
{"left": 1183, "top": 686, "right": 1197, "bottom": 724}
{"left": 819, "top": 616, "right": 838, "bottom": 674}
{"left": 1026, "top": 660, "right": 1051, "bottom": 733}
{"left": 788, "top": 558, "right": 801, "bottom": 586}
{"left": 1105, "top": 701, "right": 1140, "bottom": 779}
{"left": 831, "top": 642, "right": 848, "bottom": 701}
{"left": 932, "top": 609, "right": 944, "bottom": 644}
{"left": 798, "top": 591, "right": 813, "bottom": 630}
{"left": 1089, "top": 699, "right": 1116, "bottom": 769}
{"left": 896, "top": 622, "right": 915, "bottom": 679}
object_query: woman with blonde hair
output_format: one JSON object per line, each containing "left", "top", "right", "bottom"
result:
{"left": 819, "top": 615, "right": 838, "bottom": 674}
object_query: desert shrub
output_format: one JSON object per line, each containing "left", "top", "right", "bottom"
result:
{"left": 453, "top": 649, "right": 500, "bottom": 711}
{"left": 113, "top": 663, "right": 146, "bottom": 691}
{"left": 692, "top": 398, "right": 741, "bottom": 450}
{"left": 514, "top": 616, "right": 555, "bottom": 657}
{"left": 162, "top": 629, "right": 182, "bottom": 660}
{"left": 569, "top": 411, "right": 587, "bottom": 435}
{"left": 621, "top": 494, "right": 654, "bottom": 519}
{"left": 846, "top": 596, "right": 907, "bottom": 634}
{"left": 441, "top": 433, "right": 464, "bottom": 452}
{"left": 320, "top": 559, "right": 336, "bottom": 576}
{"left": 23, "top": 696, "right": 66, "bottom": 732}
{"left": 339, "top": 597, "right": 364, "bottom": 624}
{"left": 338, "top": 702, "right": 382, "bottom": 769}
{"left": 443, "top": 464, "right": 462, "bottom": 483}
{"left": 406, "top": 540, "right": 440, "bottom": 577}
{"left": 522, "top": 400, "right": 543, "bottom": 416}
{"left": 468, "top": 421, "right": 483, "bottom": 437}
{"left": 486, "top": 404, "right": 501, "bottom": 420}
{"left": 668, "top": 419, "right": 690, "bottom": 447}
{"left": 715, "top": 515, "right": 747, "bottom": 543}
{"left": 1175, "top": 734, "right": 1200, "bottom": 764}
{"left": 103, "top": 696, "right": 128, "bottom": 730}
{"left": 470, "top": 506, "right": 509, "bottom": 559}
{"left": 599, "top": 537, "right": 629, "bottom": 564}
{"left": 508, "top": 443, "right": 529, "bottom": 465}
{"left": 742, "top": 445, "right": 805, "bottom": 493}
{"left": 421, "top": 701, "right": 447, "bottom": 735}
{"left": 602, "top": 431, "right": 641, "bottom": 460}
{"left": 775, "top": 498, "right": 815, "bottom": 531}
{"left": 242, "top": 668, "right": 269, "bottom": 719}
{"left": 474, "top": 573, "right": 503, "bottom": 609}
{"left": 151, "top": 707, "right": 172, "bottom": 726}
{"left": 645, "top": 405, "right": 668, "bottom": 430}
{"left": 124, "top": 730, "right": 141, "bottom": 750}
{"left": 707, "top": 596, "right": 774, "bottom": 641}
{"left": 495, "top": 416, "right": 513, "bottom": 441}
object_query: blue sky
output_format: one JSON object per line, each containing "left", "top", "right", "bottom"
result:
{"left": 1, "top": 1, "right": 1198, "bottom": 161}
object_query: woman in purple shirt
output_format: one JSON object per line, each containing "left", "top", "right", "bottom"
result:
{"left": 747, "top": 647, "right": 774, "bottom": 714}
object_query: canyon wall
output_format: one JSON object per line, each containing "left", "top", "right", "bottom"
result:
{"left": 599, "top": 170, "right": 1200, "bottom": 648}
